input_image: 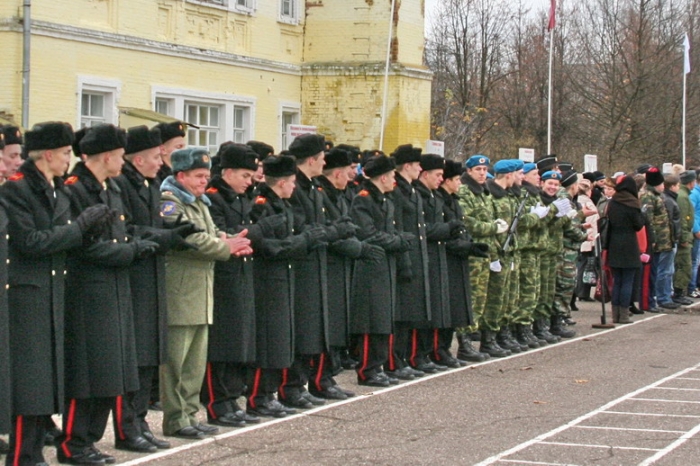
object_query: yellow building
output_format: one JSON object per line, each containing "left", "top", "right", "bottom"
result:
{"left": 0, "top": 0, "right": 431, "bottom": 153}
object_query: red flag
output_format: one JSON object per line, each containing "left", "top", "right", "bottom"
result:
{"left": 548, "top": 0, "right": 556, "bottom": 31}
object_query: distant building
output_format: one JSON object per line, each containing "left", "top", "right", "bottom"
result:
{"left": 0, "top": 0, "right": 431, "bottom": 152}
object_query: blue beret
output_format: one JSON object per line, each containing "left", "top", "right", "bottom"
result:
{"left": 523, "top": 163, "right": 537, "bottom": 174}
{"left": 493, "top": 159, "right": 519, "bottom": 174}
{"left": 171, "top": 148, "right": 212, "bottom": 173}
{"left": 541, "top": 171, "right": 562, "bottom": 181}
{"left": 486, "top": 172, "right": 494, "bottom": 179}
{"left": 466, "top": 155, "right": 490, "bottom": 169}
{"left": 512, "top": 159, "right": 524, "bottom": 171}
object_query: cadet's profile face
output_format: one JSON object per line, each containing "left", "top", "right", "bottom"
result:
{"left": 441, "top": 175, "right": 461, "bottom": 194}
{"left": 2, "top": 144, "right": 23, "bottom": 177}
{"left": 332, "top": 167, "right": 350, "bottom": 190}
{"left": 105, "top": 148, "right": 125, "bottom": 177}
{"left": 404, "top": 161, "right": 422, "bottom": 181}
{"left": 513, "top": 169, "right": 524, "bottom": 186}
{"left": 381, "top": 170, "right": 396, "bottom": 192}
{"left": 179, "top": 168, "right": 211, "bottom": 197}
{"left": 468, "top": 165, "right": 488, "bottom": 184}
{"left": 47, "top": 145, "right": 73, "bottom": 177}
{"left": 541, "top": 179, "right": 561, "bottom": 196}
{"left": 421, "top": 169, "right": 444, "bottom": 191}
{"left": 223, "top": 168, "right": 255, "bottom": 194}
{"left": 253, "top": 162, "right": 265, "bottom": 183}
{"left": 523, "top": 170, "right": 540, "bottom": 185}
{"left": 348, "top": 163, "right": 358, "bottom": 182}
{"left": 134, "top": 147, "right": 163, "bottom": 179}
{"left": 161, "top": 137, "right": 187, "bottom": 163}
{"left": 310, "top": 152, "right": 326, "bottom": 177}
{"left": 279, "top": 174, "right": 296, "bottom": 199}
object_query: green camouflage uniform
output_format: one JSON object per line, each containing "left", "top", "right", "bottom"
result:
{"left": 535, "top": 195, "right": 564, "bottom": 321}
{"left": 674, "top": 184, "right": 695, "bottom": 291}
{"left": 517, "top": 182, "right": 550, "bottom": 325}
{"left": 640, "top": 188, "right": 672, "bottom": 253}
{"left": 552, "top": 190, "right": 588, "bottom": 318}
{"left": 457, "top": 173, "right": 499, "bottom": 333}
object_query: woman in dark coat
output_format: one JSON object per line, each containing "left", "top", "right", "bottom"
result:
{"left": 606, "top": 175, "right": 645, "bottom": 323}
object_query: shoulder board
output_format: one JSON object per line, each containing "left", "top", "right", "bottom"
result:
{"left": 8, "top": 172, "right": 24, "bottom": 182}
{"left": 358, "top": 190, "right": 370, "bottom": 197}
{"left": 254, "top": 196, "right": 267, "bottom": 205}
{"left": 206, "top": 187, "right": 218, "bottom": 194}
{"left": 64, "top": 175, "right": 78, "bottom": 185}
{"left": 162, "top": 191, "right": 173, "bottom": 196}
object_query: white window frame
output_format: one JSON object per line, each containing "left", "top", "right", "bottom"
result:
{"left": 185, "top": 0, "right": 256, "bottom": 14}
{"left": 279, "top": 0, "right": 299, "bottom": 25}
{"left": 279, "top": 102, "right": 301, "bottom": 151}
{"left": 185, "top": 102, "right": 223, "bottom": 152}
{"left": 152, "top": 86, "right": 256, "bottom": 149}
{"left": 76, "top": 76, "right": 121, "bottom": 128}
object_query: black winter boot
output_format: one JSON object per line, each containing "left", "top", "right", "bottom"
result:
{"left": 550, "top": 314, "right": 576, "bottom": 338}
{"left": 456, "top": 333, "right": 489, "bottom": 362}
{"left": 480, "top": 330, "right": 511, "bottom": 358}
{"left": 533, "top": 318, "right": 560, "bottom": 343}
{"left": 515, "top": 324, "right": 541, "bottom": 349}
{"left": 496, "top": 327, "right": 521, "bottom": 353}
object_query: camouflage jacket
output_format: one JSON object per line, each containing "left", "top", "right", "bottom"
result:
{"left": 457, "top": 172, "right": 498, "bottom": 261}
{"left": 509, "top": 184, "right": 541, "bottom": 252}
{"left": 519, "top": 181, "right": 553, "bottom": 251}
{"left": 486, "top": 179, "right": 516, "bottom": 257}
{"left": 641, "top": 187, "right": 673, "bottom": 253}
{"left": 677, "top": 185, "right": 695, "bottom": 246}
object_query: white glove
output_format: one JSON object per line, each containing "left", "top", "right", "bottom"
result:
{"left": 494, "top": 218, "right": 509, "bottom": 234}
{"left": 553, "top": 198, "right": 573, "bottom": 217}
{"left": 530, "top": 203, "right": 550, "bottom": 219}
{"left": 489, "top": 260, "right": 502, "bottom": 272}
{"left": 566, "top": 209, "right": 578, "bottom": 219}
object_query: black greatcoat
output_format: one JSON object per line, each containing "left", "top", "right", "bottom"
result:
{"left": 0, "top": 202, "right": 10, "bottom": 433}
{"left": 316, "top": 175, "right": 364, "bottom": 347}
{"left": 205, "top": 176, "right": 256, "bottom": 363}
{"left": 414, "top": 181, "right": 451, "bottom": 329}
{"left": 349, "top": 181, "right": 406, "bottom": 334}
{"left": 64, "top": 162, "right": 140, "bottom": 399}
{"left": 393, "top": 173, "right": 430, "bottom": 325}
{"left": 288, "top": 170, "right": 329, "bottom": 355}
{"left": 249, "top": 184, "right": 308, "bottom": 369}
{"left": 113, "top": 161, "right": 167, "bottom": 367}
{"left": 2, "top": 160, "right": 83, "bottom": 416}
{"left": 438, "top": 187, "right": 474, "bottom": 328}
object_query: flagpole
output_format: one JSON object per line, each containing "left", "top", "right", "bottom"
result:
{"left": 379, "top": 0, "right": 397, "bottom": 152}
{"left": 683, "top": 66, "right": 687, "bottom": 169}
{"left": 683, "top": 33, "right": 690, "bottom": 168}
{"left": 547, "top": 26, "right": 554, "bottom": 156}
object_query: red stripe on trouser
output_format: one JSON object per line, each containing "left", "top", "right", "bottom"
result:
{"left": 387, "top": 334, "right": 395, "bottom": 371}
{"left": 433, "top": 329, "right": 440, "bottom": 360}
{"left": 642, "top": 264, "right": 651, "bottom": 309}
{"left": 115, "top": 395, "right": 125, "bottom": 440}
{"left": 314, "top": 354, "right": 325, "bottom": 391}
{"left": 61, "top": 399, "right": 77, "bottom": 457}
{"left": 12, "top": 415, "right": 23, "bottom": 466}
{"left": 205, "top": 363, "right": 217, "bottom": 418}
{"left": 357, "top": 334, "right": 369, "bottom": 380}
{"left": 248, "top": 368, "right": 262, "bottom": 409}
{"left": 278, "top": 368, "right": 288, "bottom": 399}
{"left": 409, "top": 329, "right": 418, "bottom": 366}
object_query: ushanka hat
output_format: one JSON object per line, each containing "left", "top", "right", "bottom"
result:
{"left": 645, "top": 166, "right": 664, "bottom": 187}
{"left": 288, "top": 133, "right": 325, "bottom": 160}
{"left": 363, "top": 155, "right": 396, "bottom": 178}
{"left": 246, "top": 140, "right": 274, "bottom": 160}
{"left": 80, "top": 124, "right": 127, "bottom": 156}
{"left": 25, "top": 122, "right": 75, "bottom": 152}
{"left": 125, "top": 125, "right": 162, "bottom": 155}
{"left": 420, "top": 154, "right": 445, "bottom": 172}
{"left": 154, "top": 121, "right": 186, "bottom": 143}
{"left": 443, "top": 159, "right": 464, "bottom": 179}
{"left": 391, "top": 144, "right": 421, "bottom": 165}
{"left": 171, "top": 147, "right": 211, "bottom": 173}
{"left": 324, "top": 147, "right": 352, "bottom": 170}
{"left": 263, "top": 155, "right": 296, "bottom": 177}
{"left": 219, "top": 143, "right": 258, "bottom": 171}
{"left": 336, "top": 144, "right": 361, "bottom": 164}
{"left": 0, "top": 126, "right": 23, "bottom": 146}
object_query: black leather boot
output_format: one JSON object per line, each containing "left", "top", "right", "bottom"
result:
{"left": 496, "top": 327, "right": 521, "bottom": 353}
{"left": 456, "top": 333, "right": 489, "bottom": 362}
{"left": 550, "top": 314, "right": 576, "bottom": 338}
{"left": 480, "top": 330, "right": 511, "bottom": 358}
{"left": 533, "top": 318, "right": 560, "bottom": 343}
{"left": 516, "top": 324, "right": 540, "bottom": 348}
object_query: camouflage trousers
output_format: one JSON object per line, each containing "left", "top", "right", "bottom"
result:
{"left": 674, "top": 243, "right": 692, "bottom": 292}
{"left": 501, "top": 253, "right": 521, "bottom": 327}
{"left": 481, "top": 255, "right": 512, "bottom": 332}
{"left": 534, "top": 253, "right": 557, "bottom": 320}
{"left": 515, "top": 250, "right": 540, "bottom": 325}
{"left": 461, "top": 257, "right": 490, "bottom": 334}
{"left": 552, "top": 248, "right": 579, "bottom": 318}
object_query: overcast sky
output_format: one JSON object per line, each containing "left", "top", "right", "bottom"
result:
{"left": 424, "top": 0, "right": 548, "bottom": 35}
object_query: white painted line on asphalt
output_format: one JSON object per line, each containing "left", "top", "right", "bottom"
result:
{"left": 604, "top": 411, "right": 700, "bottom": 418}
{"left": 474, "top": 362, "right": 700, "bottom": 466}
{"left": 675, "top": 377, "right": 700, "bottom": 381}
{"left": 651, "top": 387, "right": 700, "bottom": 392}
{"left": 119, "top": 314, "right": 667, "bottom": 466}
{"left": 574, "top": 425, "right": 686, "bottom": 434}
{"left": 637, "top": 421, "right": 700, "bottom": 466}
{"left": 499, "top": 460, "right": 576, "bottom": 465}
{"left": 629, "top": 397, "right": 700, "bottom": 404}
{"left": 539, "top": 441, "right": 660, "bottom": 451}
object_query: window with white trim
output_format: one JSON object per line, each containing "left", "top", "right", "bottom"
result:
{"left": 185, "top": 0, "right": 255, "bottom": 13}
{"left": 186, "top": 103, "right": 221, "bottom": 152}
{"left": 77, "top": 77, "right": 120, "bottom": 128}
{"left": 81, "top": 93, "right": 107, "bottom": 127}
{"left": 279, "top": 0, "right": 298, "bottom": 24}
{"left": 233, "top": 106, "right": 250, "bottom": 143}
{"left": 155, "top": 98, "right": 173, "bottom": 116}
{"left": 281, "top": 110, "right": 300, "bottom": 150}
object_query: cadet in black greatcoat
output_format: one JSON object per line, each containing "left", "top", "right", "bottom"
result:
{"left": 57, "top": 124, "right": 159, "bottom": 465}
{"left": 350, "top": 156, "right": 415, "bottom": 387}
{"left": 2, "top": 123, "right": 115, "bottom": 465}
{"left": 112, "top": 125, "right": 190, "bottom": 453}
{"left": 0, "top": 138, "right": 9, "bottom": 445}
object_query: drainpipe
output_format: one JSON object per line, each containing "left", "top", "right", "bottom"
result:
{"left": 21, "top": 0, "right": 31, "bottom": 128}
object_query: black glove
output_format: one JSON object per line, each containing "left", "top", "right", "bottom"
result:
{"left": 163, "top": 213, "right": 205, "bottom": 234}
{"left": 469, "top": 242, "right": 490, "bottom": 258}
{"left": 327, "top": 217, "right": 359, "bottom": 241}
{"left": 133, "top": 240, "right": 159, "bottom": 259}
{"left": 76, "top": 204, "right": 112, "bottom": 234}
{"left": 399, "top": 232, "right": 416, "bottom": 252}
{"left": 303, "top": 226, "right": 328, "bottom": 250}
{"left": 256, "top": 214, "right": 287, "bottom": 238}
{"left": 359, "top": 242, "right": 385, "bottom": 262}
{"left": 398, "top": 265, "right": 413, "bottom": 282}
{"left": 168, "top": 224, "right": 199, "bottom": 251}
{"left": 448, "top": 220, "right": 465, "bottom": 239}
